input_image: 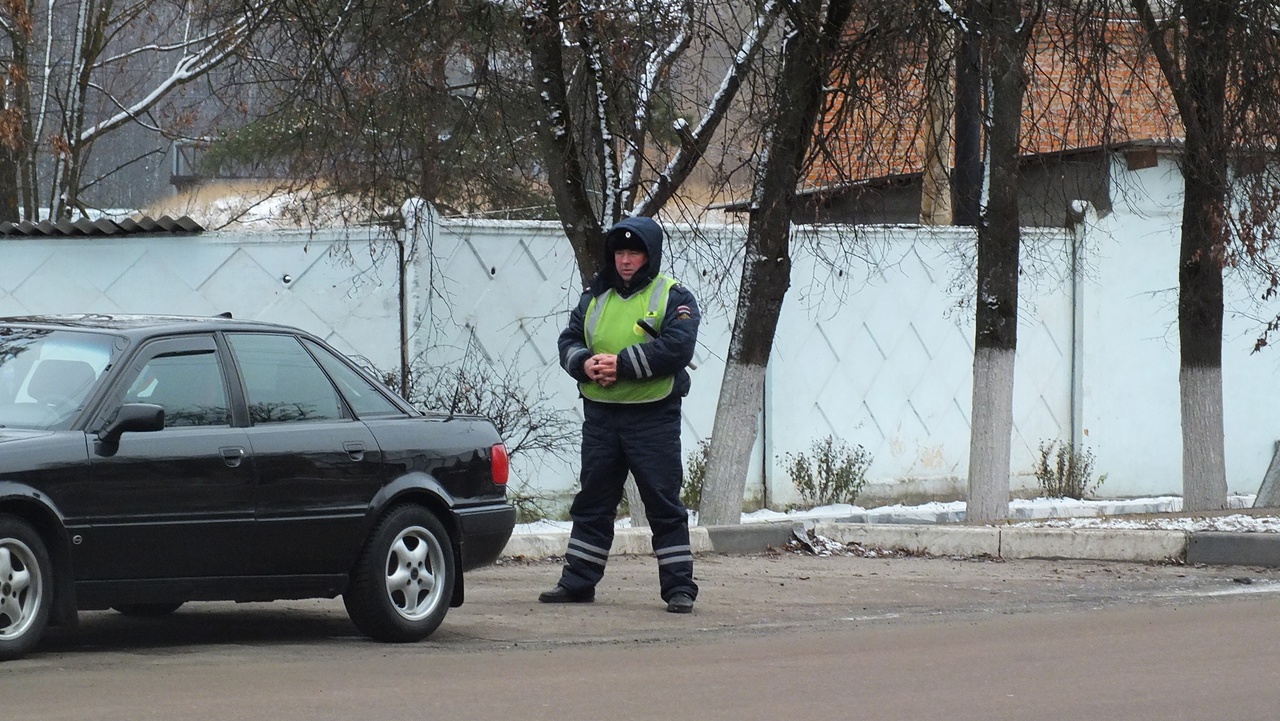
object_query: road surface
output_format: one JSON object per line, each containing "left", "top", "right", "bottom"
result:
{"left": 3, "top": 552, "right": 1278, "bottom": 720}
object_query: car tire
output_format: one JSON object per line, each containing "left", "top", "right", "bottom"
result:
{"left": 0, "top": 515, "right": 52, "bottom": 662}
{"left": 112, "top": 602, "right": 184, "bottom": 617}
{"left": 344, "top": 505, "right": 455, "bottom": 643}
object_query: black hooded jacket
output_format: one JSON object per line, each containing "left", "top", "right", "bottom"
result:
{"left": 558, "top": 216, "right": 700, "bottom": 403}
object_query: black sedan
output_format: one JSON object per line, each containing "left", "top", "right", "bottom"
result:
{"left": 0, "top": 314, "right": 515, "bottom": 660}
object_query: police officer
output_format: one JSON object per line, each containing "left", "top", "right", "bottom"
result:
{"left": 539, "top": 216, "right": 700, "bottom": 613}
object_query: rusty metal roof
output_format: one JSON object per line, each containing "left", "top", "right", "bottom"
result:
{"left": 0, "top": 215, "right": 203, "bottom": 236}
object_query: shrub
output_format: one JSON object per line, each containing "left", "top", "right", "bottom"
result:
{"left": 377, "top": 340, "right": 578, "bottom": 523}
{"left": 682, "top": 438, "right": 711, "bottom": 511}
{"left": 506, "top": 481, "right": 562, "bottom": 524}
{"left": 1035, "top": 440, "right": 1107, "bottom": 499}
{"left": 784, "top": 436, "right": 872, "bottom": 507}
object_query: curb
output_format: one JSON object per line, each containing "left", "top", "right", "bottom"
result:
{"left": 998, "top": 527, "right": 1187, "bottom": 562}
{"left": 500, "top": 522, "right": 1280, "bottom": 567}
{"left": 1187, "top": 532, "right": 1280, "bottom": 568}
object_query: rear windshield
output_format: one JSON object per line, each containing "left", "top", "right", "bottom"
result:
{"left": 0, "top": 328, "right": 118, "bottom": 430}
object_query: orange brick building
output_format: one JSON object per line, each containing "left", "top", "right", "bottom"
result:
{"left": 791, "top": 15, "right": 1182, "bottom": 227}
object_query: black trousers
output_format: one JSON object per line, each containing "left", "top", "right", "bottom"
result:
{"left": 557, "top": 399, "right": 697, "bottom": 601}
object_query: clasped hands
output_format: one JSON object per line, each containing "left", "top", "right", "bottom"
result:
{"left": 584, "top": 353, "right": 618, "bottom": 387}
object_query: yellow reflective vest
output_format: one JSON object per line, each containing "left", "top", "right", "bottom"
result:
{"left": 579, "top": 274, "right": 678, "bottom": 403}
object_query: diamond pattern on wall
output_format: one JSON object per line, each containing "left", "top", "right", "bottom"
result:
{"left": 769, "top": 228, "right": 1073, "bottom": 505}
{"left": 0, "top": 232, "right": 403, "bottom": 375}
{"left": 0, "top": 219, "right": 1080, "bottom": 504}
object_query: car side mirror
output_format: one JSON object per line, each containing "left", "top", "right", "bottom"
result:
{"left": 97, "top": 403, "right": 165, "bottom": 446}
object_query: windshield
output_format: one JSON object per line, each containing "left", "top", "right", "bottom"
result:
{"left": 0, "top": 328, "right": 118, "bottom": 430}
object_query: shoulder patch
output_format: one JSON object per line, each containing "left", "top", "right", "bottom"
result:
{"left": 675, "top": 304, "right": 693, "bottom": 320}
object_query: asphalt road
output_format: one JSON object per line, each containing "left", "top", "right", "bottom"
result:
{"left": 4, "top": 552, "right": 1280, "bottom": 721}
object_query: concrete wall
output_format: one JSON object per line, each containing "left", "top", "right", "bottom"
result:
{"left": 0, "top": 226, "right": 401, "bottom": 365}
{"left": 1080, "top": 153, "right": 1279, "bottom": 499}
{"left": 2, "top": 178, "right": 1277, "bottom": 510}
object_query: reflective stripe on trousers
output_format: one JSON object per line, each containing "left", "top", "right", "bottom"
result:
{"left": 557, "top": 400, "right": 698, "bottom": 601}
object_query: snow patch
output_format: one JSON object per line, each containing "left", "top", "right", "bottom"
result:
{"left": 513, "top": 495, "right": 1277, "bottom": 536}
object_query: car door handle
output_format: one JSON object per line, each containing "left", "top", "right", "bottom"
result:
{"left": 220, "top": 446, "right": 246, "bottom": 468}
{"left": 343, "top": 441, "right": 366, "bottom": 461}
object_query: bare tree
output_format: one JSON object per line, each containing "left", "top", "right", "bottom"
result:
{"left": 695, "top": 1, "right": 960, "bottom": 524}
{"left": 522, "top": 0, "right": 779, "bottom": 284}
{"left": 963, "top": 0, "right": 1045, "bottom": 522}
{"left": 522, "top": 0, "right": 779, "bottom": 523}
{"left": 794, "top": 0, "right": 1044, "bottom": 522}
{"left": 215, "top": 0, "right": 548, "bottom": 220}
{"left": 0, "top": 0, "right": 275, "bottom": 220}
{"left": 1129, "top": 0, "right": 1280, "bottom": 510}
{"left": 698, "top": 0, "right": 864, "bottom": 526}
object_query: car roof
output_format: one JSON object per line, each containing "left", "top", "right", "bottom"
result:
{"left": 0, "top": 313, "right": 303, "bottom": 338}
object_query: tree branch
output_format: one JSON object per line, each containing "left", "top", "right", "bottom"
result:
{"left": 76, "top": 0, "right": 275, "bottom": 145}
{"left": 523, "top": 0, "right": 605, "bottom": 282}
{"left": 618, "top": 7, "right": 693, "bottom": 213}
{"left": 575, "top": 1, "right": 622, "bottom": 225}
{"left": 634, "top": 0, "right": 781, "bottom": 217}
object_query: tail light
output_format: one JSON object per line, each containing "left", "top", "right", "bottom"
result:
{"left": 490, "top": 443, "right": 509, "bottom": 486}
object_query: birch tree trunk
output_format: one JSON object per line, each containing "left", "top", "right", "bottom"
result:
{"left": 1175, "top": 97, "right": 1230, "bottom": 511}
{"left": 523, "top": 1, "right": 775, "bottom": 526}
{"left": 523, "top": 0, "right": 606, "bottom": 272}
{"left": 1131, "top": 0, "right": 1230, "bottom": 511}
{"left": 699, "top": 254, "right": 786, "bottom": 526}
{"left": 1174, "top": 3, "right": 1230, "bottom": 511}
{"left": 699, "top": 0, "right": 855, "bottom": 527}
{"left": 1181, "top": 365, "right": 1227, "bottom": 509}
{"left": 624, "top": 473, "right": 648, "bottom": 527}
{"left": 965, "top": 0, "right": 1035, "bottom": 522}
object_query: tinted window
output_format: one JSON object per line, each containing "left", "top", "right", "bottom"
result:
{"left": 0, "top": 328, "right": 116, "bottom": 430}
{"left": 227, "top": 333, "right": 344, "bottom": 423}
{"left": 125, "top": 344, "right": 230, "bottom": 427}
{"left": 302, "top": 339, "right": 404, "bottom": 418}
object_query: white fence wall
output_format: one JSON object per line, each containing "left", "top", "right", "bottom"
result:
{"left": 409, "top": 212, "right": 1077, "bottom": 507}
{"left": 406, "top": 210, "right": 750, "bottom": 504}
{"left": 1080, "top": 155, "right": 1280, "bottom": 499}
{"left": 2, "top": 186, "right": 1277, "bottom": 508}
{"left": 766, "top": 225, "right": 1075, "bottom": 506}
{"left": 0, "top": 227, "right": 402, "bottom": 366}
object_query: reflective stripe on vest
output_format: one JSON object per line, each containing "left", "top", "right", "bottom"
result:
{"left": 580, "top": 275, "right": 678, "bottom": 403}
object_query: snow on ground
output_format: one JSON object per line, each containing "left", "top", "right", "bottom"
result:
{"left": 1012, "top": 514, "right": 1280, "bottom": 533}
{"left": 514, "top": 494, "right": 1280, "bottom": 534}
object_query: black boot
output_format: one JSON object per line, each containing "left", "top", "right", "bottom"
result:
{"left": 538, "top": 585, "right": 595, "bottom": 603}
{"left": 666, "top": 592, "right": 694, "bottom": 614}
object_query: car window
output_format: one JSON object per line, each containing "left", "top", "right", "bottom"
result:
{"left": 125, "top": 345, "right": 230, "bottom": 428}
{"left": 0, "top": 328, "right": 116, "bottom": 430}
{"left": 301, "top": 339, "right": 405, "bottom": 418}
{"left": 227, "top": 333, "right": 344, "bottom": 423}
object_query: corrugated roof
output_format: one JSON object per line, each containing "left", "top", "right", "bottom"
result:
{"left": 0, "top": 215, "right": 204, "bottom": 236}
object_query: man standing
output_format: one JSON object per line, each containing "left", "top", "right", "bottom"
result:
{"left": 540, "top": 216, "right": 700, "bottom": 613}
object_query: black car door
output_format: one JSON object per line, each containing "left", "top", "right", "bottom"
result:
{"left": 79, "top": 334, "right": 255, "bottom": 580}
{"left": 224, "top": 332, "right": 384, "bottom": 576}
